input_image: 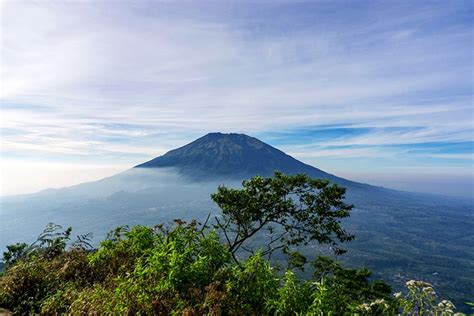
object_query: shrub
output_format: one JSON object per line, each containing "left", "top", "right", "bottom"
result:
{"left": 0, "top": 223, "right": 461, "bottom": 315}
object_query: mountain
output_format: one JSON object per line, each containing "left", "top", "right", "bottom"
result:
{"left": 1, "top": 132, "right": 473, "bottom": 310}
{"left": 137, "top": 133, "right": 451, "bottom": 217}
{"left": 135, "top": 132, "right": 334, "bottom": 180}
{"left": 134, "top": 132, "right": 373, "bottom": 192}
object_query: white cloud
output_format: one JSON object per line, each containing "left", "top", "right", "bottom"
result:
{"left": 0, "top": 1, "right": 472, "bottom": 194}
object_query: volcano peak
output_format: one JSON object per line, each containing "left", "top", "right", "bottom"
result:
{"left": 134, "top": 132, "right": 330, "bottom": 180}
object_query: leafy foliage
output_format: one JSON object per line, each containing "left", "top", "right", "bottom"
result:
{"left": 0, "top": 222, "right": 460, "bottom": 315}
{"left": 212, "top": 171, "right": 354, "bottom": 262}
{"left": 2, "top": 223, "right": 72, "bottom": 269}
{"left": 2, "top": 243, "right": 28, "bottom": 268}
{"left": 312, "top": 256, "right": 396, "bottom": 314}
{"left": 71, "top": 232, "right": 94, "bottom": 250}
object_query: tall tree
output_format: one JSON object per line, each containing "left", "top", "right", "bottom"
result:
{"left": 211, "top": 172, "right": 354, "bottom": 262}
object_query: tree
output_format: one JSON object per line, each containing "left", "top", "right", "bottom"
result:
{"left": 211, "top": 171, "right": 354, "bottom": 262}
{"left": 2, "top": 243, "right": 29, "bottom": 267}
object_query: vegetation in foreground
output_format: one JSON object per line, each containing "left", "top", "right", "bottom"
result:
{"left": 0, "top": 173, "right": 467, "bottom": 315}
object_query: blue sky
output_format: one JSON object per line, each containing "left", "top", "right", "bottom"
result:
{"left": 1, "top": 0, "right": 473, "bottom": 197}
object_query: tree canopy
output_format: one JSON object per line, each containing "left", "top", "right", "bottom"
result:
{"left": 212, "top": 172, "right": 354, "bottom": 261}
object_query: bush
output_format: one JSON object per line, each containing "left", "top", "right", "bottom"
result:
{"left": 0, "top": 222, "right": 461, "bottom": 315}
{"left": 0, "top": 249, "right": 92, "bottom": 314}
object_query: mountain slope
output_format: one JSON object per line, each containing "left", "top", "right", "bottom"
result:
{"left": 133, "top": 133, "right": 415, "bottom": 204}
{"left": 135, "top": 132, "right": 335, "bottom": 180}
{"left": 134, "top": 132, "right": 376, "bottom": 193}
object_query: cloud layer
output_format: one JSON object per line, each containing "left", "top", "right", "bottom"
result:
{"left": 1, "top": 1, "right": 473, "bottom": 196}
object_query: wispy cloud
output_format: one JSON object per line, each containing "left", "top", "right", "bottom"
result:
{"left": 1, "top": 0, "right": 472, "bottom": 195}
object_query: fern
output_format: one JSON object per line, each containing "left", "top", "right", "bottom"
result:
{"left": 71, "top": 233, "right": 94, "bottom": 250}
